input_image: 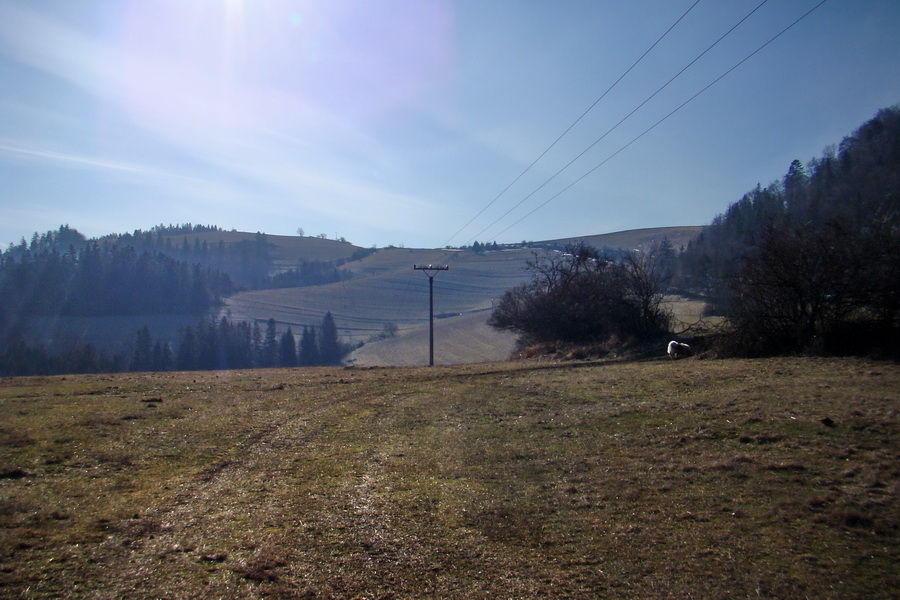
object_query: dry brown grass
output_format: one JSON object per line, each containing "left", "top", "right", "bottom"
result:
{"left": 1, "top": 357, "right": 897, "bottom": 598}
{"left": 348, "top": 311, "right": 518, "bottom": 366}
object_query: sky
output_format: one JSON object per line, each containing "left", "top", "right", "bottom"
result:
{"left": 1, "top": 0, "right": 899, "bottom": 250}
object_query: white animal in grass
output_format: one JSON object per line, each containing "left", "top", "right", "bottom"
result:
{"left": 667, "top": 340, "right": 692, "bottom": 359}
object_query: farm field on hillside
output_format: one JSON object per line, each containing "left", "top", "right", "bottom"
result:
{"left": 348, "top": 310, "right": 519, "bottom": 366}
{"left": 158, "top": 230, "right": 362, "bottom": 268}
{"left": 1, "top": 357, "right": 897, "bottom": 599}
{"left": 197, "top": 228, "right": 707, "bottom": 357}
{"left": 552, "top": 225, "right": 703, "bottom": 253}
{"left": 222, "top": 247, "right": 536, "bottom": 345}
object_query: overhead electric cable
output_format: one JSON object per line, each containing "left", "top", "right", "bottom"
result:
{"left": 440, "top": 0, "right": 703, "bottom": 248}
{"left": 465, "top": 0, "right": 772, "bottom": 246}
{"left": 487, "top": 0, "right": 830, "bottom": 243}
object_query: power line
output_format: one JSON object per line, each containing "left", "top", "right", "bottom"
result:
{"left": 440, "top": 0, "right": 703, "bottom": 248}
{"left": 487, "top": 0, "right": 830, "bottom": 243}
{"left": 465, "top": 0, "right": 772, "bottom": 246}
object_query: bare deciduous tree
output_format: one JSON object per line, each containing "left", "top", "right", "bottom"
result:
{"left": 489, "top": 242, "right": 672, "bottom": 348}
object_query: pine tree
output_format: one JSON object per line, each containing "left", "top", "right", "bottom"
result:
{"left": 298, "top": 326, "right": 319, "bottom": 366}
{"left": 783, "top": 159, "right": 809, "bottom": 216}
{"left": 130, "top": 326, "right": 153, "bottom": 371}
{"left": 263, "top": 318, "right": 278, "bottom": 367}
{"left": 152, "top": 340, "right": 173, "bottom": 371}
{"left": 318, "top": 312, "right": 342, "bottom": 365}
{"left": 176, "top": 326, "right": 196, "bottom": 371}
{"left": 251, "top": 321, "right": 263, "bottom": 367}
{"left": 279, "top": 327, "right": 297, "bottom": 367}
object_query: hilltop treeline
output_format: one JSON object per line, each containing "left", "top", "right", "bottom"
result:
{"left": 0, "top": 242, "right": 234, "bottom": 320}
{"left": 676, "top": 105, "right": 900, "bottom": 356}
{"left": 1, "top": 221, "right": 355, "bottom": 313}
{"left": 0, "top": 221, "right": 364, "bottom": 375}
{"left": 112, "top": 229, "right": 273, "bottom": 289}
{"left": 678, "top": 106, "right": 900, "bottom": 300}
{"left": 3, "top": 223, "right": 355, "bottom": 291}
{"left": 114, "top": 228, "right": 358, "bottom": 290}
{"left": 3, "top": 224, "right": 271, "bottom": 290}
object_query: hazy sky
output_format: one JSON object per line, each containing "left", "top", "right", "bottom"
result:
{"left": 1, "top": 0, "right": 898, "bottom": 249}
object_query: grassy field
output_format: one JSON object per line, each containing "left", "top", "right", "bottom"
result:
{"left": 347, "top": 310, "right": 519, "bottom": 367}
{"left": 551, "top": 226, "right": 703, "bottom": 253}
{"left": 1, "top": 356, "right": 897, "bottom": 599}
{"left": 221, "top": 247, "right": 537, "bottom": 347}
{"left": 157, "top": 231, "right": 362, "bottom": 269}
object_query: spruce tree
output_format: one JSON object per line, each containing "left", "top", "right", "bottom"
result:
{"left": 279, "top": 327, "right": 297, "bottom": 367}
{"left": 298, "top": 326, "right": 319, "bottom": 366}
{"left": 251, "top": 321, "right": 263, "bottom": 367}
{"left": 318, "top": 312, "right": 342, "bottom": 365}
{"left": 176, "top": 326, "right": 196, "bottom": 371}
{"left": 263, "top": 318, "right": 278, "bottom": 367}
{"left": 130, "top": 326, "right": 153, "bottom": 371}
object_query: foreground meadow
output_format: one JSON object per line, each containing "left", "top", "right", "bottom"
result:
{"left": 1, "top": 357, "right": 897, "bottom": 599}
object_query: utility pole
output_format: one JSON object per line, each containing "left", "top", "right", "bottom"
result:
{"left": 413, "top": 264, "right": 449, "bottom": 366}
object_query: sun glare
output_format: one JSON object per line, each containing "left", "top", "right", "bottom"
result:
{"left": 222, "top": 0, "right": 245, "bottom": 20}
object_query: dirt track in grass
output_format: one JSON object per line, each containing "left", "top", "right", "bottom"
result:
{"left": 1, "top": 357, "right": 898, "bottom": 598}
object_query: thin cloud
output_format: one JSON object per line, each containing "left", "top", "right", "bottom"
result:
{"left": 0, "top": 140, "right": 199, "bottom": 181}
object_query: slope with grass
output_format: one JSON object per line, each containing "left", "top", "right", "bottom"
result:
{"left": 551, "top": 225, "right": 703, "bottom": 252}
{"left": 1, "top": 357, "right": 897, "bottom": 599}
{"left": 221, "top": 226, "right": 705, "bottom": 364}
{"left": 155, "top": 230, "right": 363, "bottom": 269}
{"left": 347, "top": 309, "right": 519, "bottom": 366}
{"left": 221, "top": 247, "right": 538, "bottom": 349}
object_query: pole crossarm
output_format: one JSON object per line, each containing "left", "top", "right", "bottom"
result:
{"left": 413, "top": 265, "right": 449, "bottom": 366}
{"left": 413, "top": 264, "right": 449, "bottom": 273}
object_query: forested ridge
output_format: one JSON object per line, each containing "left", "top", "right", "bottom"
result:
{"left": 675, "top": 105, "right": 900, "bottom": 356}
{"left": 0, "top": 224, "right": 356, "bottom": 375}
{"left": 101, "top": 224, "right": 353, "bottom": 290}
{"left": 678, "top": 105, "right": 899, "bottom": 298}
{"left": 0, "top": 240, "right": 234, "bottom": 318}
{"left": 3, "top": 223, "right": 356, "bottom": 292}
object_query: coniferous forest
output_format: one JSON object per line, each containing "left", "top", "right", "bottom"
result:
{"left": 0, "top": 313, "right": 351, "bottom": 377}
{"left": 675, "top": 105, "right": 900, "bottom": 356}
{"left": 0, "top": 226, "right": 354, "bottom": 375}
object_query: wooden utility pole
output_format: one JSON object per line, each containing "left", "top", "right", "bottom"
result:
{"left": 413, "top": 264, "right": 449, "bottom": 366}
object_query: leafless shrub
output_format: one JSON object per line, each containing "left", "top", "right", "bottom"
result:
{"left": 724, "top": 220, "right": 900, "bottom": 357}
{"left": 490, "top": 242, "right": 672, "bottom": 349}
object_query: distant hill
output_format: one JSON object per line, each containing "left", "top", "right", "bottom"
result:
{"left": 1, "top": 224, "right": 702, "bottom": 369}
{"left": 220, "top": 246, "right": 539, "bottom": 344}
{"left": 549, "top": 226, "right": 704, "bottom": 252}
{"left": 222, "top": 226, "right": 703, "bottom": 268}
{"left": 152, "top": 230, "right": 363, "bottom": 270}
{"left": 221, "top": 226, "right": 703, "bottom": 366}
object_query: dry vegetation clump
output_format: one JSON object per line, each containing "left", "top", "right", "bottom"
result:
{"left": 0, "top": 357, "right": 897, "bottom": 599}
{"left": 511, "top": 335, "right": 678, "bottom": 362}
{"left": 513, "top": 341, "right": 619, "bottom": 362}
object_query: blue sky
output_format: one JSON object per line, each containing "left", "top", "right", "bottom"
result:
{"left": 1, "top": 0, "right": 898, "bottom": 250}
